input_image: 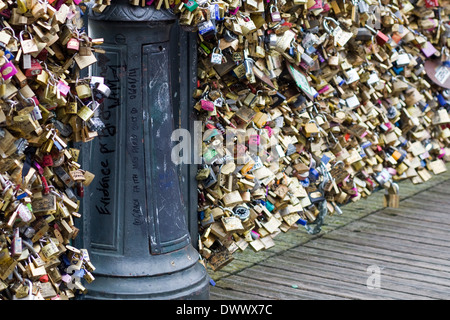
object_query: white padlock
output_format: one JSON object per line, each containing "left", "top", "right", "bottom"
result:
{"left": 210, "top": 47, "right": 223, "bottom": 64}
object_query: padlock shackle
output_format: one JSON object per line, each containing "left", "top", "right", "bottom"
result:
{"left": 19, "top": 29, "right": 34, "bottom": 41}
{"left": 323, "top": 17, "right": 339, "bottom": 34}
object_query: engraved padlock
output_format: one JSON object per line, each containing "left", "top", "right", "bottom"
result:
{"left": 0, "top": 56, "right": 18, "bottom": 80}
{"left": 76, "top": 83, "right": 92, "bottom": 99}
{"left": 24, "top": 58, "right": 43, "bottom": 77}
{"left": 77, "top": 101, "right": 100, "bottom": 122}
{"left": 20, "top": 29, "right": 38, "bottom": 54}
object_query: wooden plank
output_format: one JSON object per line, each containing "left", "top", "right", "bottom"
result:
{"left": 312, "top": 237, "right": 450, "bottom": 272}
{"left": 238, "top": 264, "right": 431, "bottom": 300}
{"left": 235, "top": 268, "right": 388, "bottom": 300}
{"left": 342, "top": 221, "right": 450, "bottom": 248}
{"left": 324, "top": 228, "right": 450, "bottom": 260}
{"left": 282, "top": 246, "right": 450, "bottom": 291}
{"left": 214, "top": 275, "right": 348, "bottom": 300}
{"left": 364, "top": 214, "right": 450, "bottom": 238}
{"left": 349, "top": 217, "right": 450, "bottom": 241}
{"left": 210, "top": 286, "right": 273, "bottom": 300}
{"left": 262, "top": 255, "right": 448, "bottom": 299}
{"left": 365, "top": 212, "right": 450, "bottom": 234}
{"left": 300, "top": 239, "right": 450, "bottom": 277}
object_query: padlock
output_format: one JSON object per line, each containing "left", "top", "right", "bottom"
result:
{"left": 75, "top": 83, "right": 92, "bottom": 99}
{"left": 365, "top": 25, "right": 389, "bottom": 45}
{"left": 210, "top": 47, "right": 223, "bottom": 64}
{"left": 13, "top": 280, "right": 36, "bottom": 300}
{"left": 67, "top": 38, "right": 80, "bottom": 52}
{"left": 270, "top": 4, "right": 281, "bottom": 22}
{"left": 24, "top": 58, "right": 42, "bottom": 77}
{"left": 77, "top": 101, "right": 99, "bottom": 122}
{"left": 20, "top": 30, "right": 39, "bottom": 54}
{"left": 184, "top": 0, "right": 198, "bottom": 12}
{"left": 323, "top": 17, "right": 353, "bottom": 47}
{"left": 0, "top": 57, "right": 18, "bottom": 80}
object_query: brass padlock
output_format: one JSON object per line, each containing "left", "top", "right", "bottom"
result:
{"left": 19, "top": 30, "right": 38, "bottom": 54}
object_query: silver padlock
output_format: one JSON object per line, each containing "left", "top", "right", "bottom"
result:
{"left": 210, "top": 47, "right": 223, "bottom": 64}
{"left": 301, "top": 53, "right": 315, "bottom": 67}
{"left": 95, "top": 83, "right": 111, "bottom": 98}
{"left": 269, "top": 33, "right": 278, "bottom": 48}
{"left": 396, "top": 52, "right": 411, "bottom": 67}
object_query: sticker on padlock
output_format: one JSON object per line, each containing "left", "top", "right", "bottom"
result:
{"left": 211, "top": 47, "right": 223, "bottom": 64}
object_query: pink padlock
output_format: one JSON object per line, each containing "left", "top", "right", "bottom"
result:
{"left": 57, "top": 80, "right": 71, "bottom": 97}
{"left": 200, "top": 99, "right": 215, "bottom": 111}
{"left": 384, "top": 122, "right": 393, "bottom": 131}
{"left": 248, "top": 134, "right": 260, "bottom": 146}
{"left": 67, "top": 38, "right": 80, "bottom": 51}
{"left": 264, "top": 126, "right": 273, "bottom": 137}
{"left": 0, "top": 57, "right": 17, "bottom": 80}
{"left": 309, "top": 0, "right": 323, "bottom": 10}
{"left": 424, "top": 0, "right": 439, "bottom": 7}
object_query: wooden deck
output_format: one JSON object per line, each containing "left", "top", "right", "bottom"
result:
{"left": 209, "top": 166, "right": 450, "bottom": 300}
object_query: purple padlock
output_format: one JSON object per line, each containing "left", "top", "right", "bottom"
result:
{"left": 0, "top": 57, "right": 17, "bottom": 80}
{"left": 270, "top": 5, "right": 281, "bottom": 22}
{"left": 421, "top": 41, "right": 437, "bottom": 58}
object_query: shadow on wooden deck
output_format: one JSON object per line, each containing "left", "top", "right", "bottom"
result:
{"left": 208, "top": 163, "right": 450, "bottom": 300}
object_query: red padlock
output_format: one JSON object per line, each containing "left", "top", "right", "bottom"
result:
{"left": 424, "top": 0, "right": 439, "bottom": 7}
{"left": 366, "top": 26, "right": 389, "bottom": 45}
{"left": 77, "top": 182, "right": 84, "bottom": 198}
{"left": 375, "top": 31, "right": 389, "bottom": 45}
{"left": 41, "top": 154, "right": 54, "bottom": 167}
{"left": 40, "top": 175, "right": 50, "bottom": 195}
{"left": 25, "top": 58, "right": 42, "bottom": 77}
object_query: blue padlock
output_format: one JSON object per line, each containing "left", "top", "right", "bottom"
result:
{"left": 309, "top": 168, "right": 319, "bottom": 182}
{"left": 392, "top": 66, "right": 403, "bottom": 74}
{"left": 300, "top": 177, "right": 310, "bottom": 187}
{"left": 4, "top": 49, "right": 14, "bottom": 61}
{"left": 437, "top": 94, "right": 447, "bottom": 107}
{"left": 265, "top": 201, "right": 274, "bottom": 212}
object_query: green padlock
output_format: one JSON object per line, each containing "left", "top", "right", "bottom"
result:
{"left": 184, "top": 0, "right": 198, "bottom": 12}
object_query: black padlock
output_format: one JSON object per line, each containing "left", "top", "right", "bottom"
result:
{"left": 270, "top": 91, "right": 286, "bottom": 108}
{"left": 355, "top": 28, "right": 372, "bottom": 41}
